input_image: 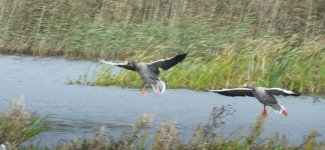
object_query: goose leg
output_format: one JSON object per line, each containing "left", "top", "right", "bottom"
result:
{"left": 140, "top": 84, "right": 147, "bottom": 97}
{"left": 260, "top": 105, "right": 268, "bottom": 118}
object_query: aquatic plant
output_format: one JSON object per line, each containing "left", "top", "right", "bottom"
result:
{"left": 0, "top": 96, "right": 46, "bottom": 149}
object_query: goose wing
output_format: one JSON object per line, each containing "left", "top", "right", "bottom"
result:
{"left": 208, "top": 88, "right": 255, "bottom": 97}
{"left": 99, "top": 59, "right": 136, "bottom": 71}
{"left": 266, "top": 88, "right": 300, "bottom": 96}
{"left": 147, "top": 52, "right": 187, "bottom": 74}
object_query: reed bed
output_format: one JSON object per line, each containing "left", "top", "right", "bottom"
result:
{"left": 0, "top": 0, "right": 324, "bottom": 57}
{"left": 93, "top": 36, "right": 325, "bottom": 94}
{"left": 1, "top": 0, "right": 325, "bottom": 93}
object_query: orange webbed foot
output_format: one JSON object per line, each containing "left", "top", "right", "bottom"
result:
{"left": 140, "top": 84, "right": 148, "bottom": 97}
{"left": 140, "top": 91, "right": 147, "bottom": 97}
{"left": 260, "top": 106, "right": 268, "bottom": 118}
{"left": 260, "top": 110, "right": 268, "bottom": 118}
{"left": 282, "top": 110, "right": 288, "bottom": 116}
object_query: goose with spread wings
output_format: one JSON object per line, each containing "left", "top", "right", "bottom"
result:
{"left": 99, "top": 52, "right": 187, "bottom": 96}
{"left": 208, "top": 83, "right": 300, "bottom": 118}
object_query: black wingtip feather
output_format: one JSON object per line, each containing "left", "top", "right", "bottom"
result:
{"left": 293, "top": 91, "right": 301, "bottom": 96}
{"left": 175, "top": 51, "right": 187, "bottom": 62}
{"left": 204, "top": 88, "right": 211, "bottom": 92}
{"left": 178, "top": 50, "right": 188, "bottom": 56}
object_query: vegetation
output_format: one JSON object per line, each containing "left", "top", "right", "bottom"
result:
{"left": 1, "top": 0, "right": 325, "bottom": 93}
{"left": 0, "top": 1, "right": 324, "bottom": 148}
{"left": 1, "top": 100, "right": 324, "bottom": 150}
{"left": 0, "top": 96, "right": 46, "bottom": 150}
{"left": 94, "top": 37, "right": 325, "bottom": 94}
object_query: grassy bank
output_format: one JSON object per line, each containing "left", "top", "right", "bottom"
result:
{"left": 93, "top": 36, "right": 325, "bottom": 94}
{"left": 1, "top": 98, "right": 324, "bottom": 150}
{"left": 1, "top": 0, "right": 325, "bottom": 93}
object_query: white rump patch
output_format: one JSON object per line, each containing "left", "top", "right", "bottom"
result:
{"left": 274, "top": 104, "right": 286, "bottom": 114}
{"left": 152, "top": 80, "right": 166, "bottom": 94}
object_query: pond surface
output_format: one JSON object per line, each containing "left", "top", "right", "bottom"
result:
{"left": 0, "top": 54, "right": 324, "bottom": 148}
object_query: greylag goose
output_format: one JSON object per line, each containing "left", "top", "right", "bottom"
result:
{"left": 208, "top": 83, "right": 300, "bottom": 118}
{"left": 99, "top": 52, "right": 187, "bottom": 96}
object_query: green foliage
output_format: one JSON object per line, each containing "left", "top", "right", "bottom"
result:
{"left": 0, "top": 0, "right": 324, "bottom": 57}
{"left": 0, "top": 96, "right": 46, "bottom": 149}
{"left": 0, "top": 0, "right": 324, "bottom": 93}
{"left": 91, "top": 37, "right": 325, "bottom": 93}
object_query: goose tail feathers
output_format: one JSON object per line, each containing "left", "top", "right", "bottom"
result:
{"left": 152, "top": 80, "right": 166, "bottom": 95}
{"left": 271, "top": 104, "right": 288, "bottom": 116}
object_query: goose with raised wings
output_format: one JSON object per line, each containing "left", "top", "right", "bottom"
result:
{"left": 99, "top": 52, "right": 187, "bottom": 96}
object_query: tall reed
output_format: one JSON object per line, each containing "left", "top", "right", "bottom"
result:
{"left": 93, "top": 36, "right": 325, "bottom": 94}
{"left": 1, "top": 0, "right": 324, "bottom": 93}
{"left": 0, "top": 0, "right": 324, "bottom": 58}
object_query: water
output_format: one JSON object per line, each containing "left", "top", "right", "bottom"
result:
{"left": 0, "top": 54, "right": 324, "bottom": 148}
